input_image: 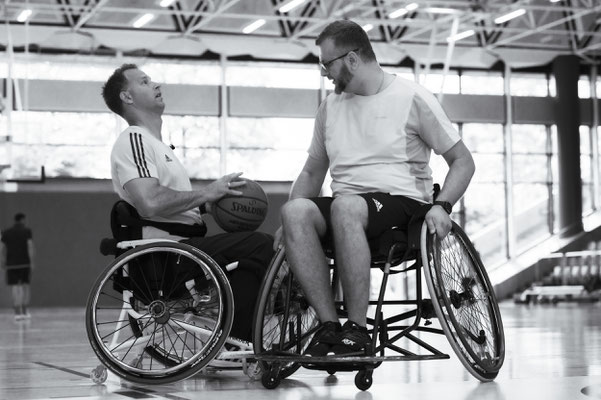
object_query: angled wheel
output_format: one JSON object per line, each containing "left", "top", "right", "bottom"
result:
{"left": 421, "top": 221, "right": 505, "bottom": 382}
{"left": 86, "top": 242, "right": 233, "bottom": 385}
{"left": 253, "top": 248, "right": 319, "bottom": 379}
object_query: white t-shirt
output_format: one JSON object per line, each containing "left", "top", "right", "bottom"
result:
{"left": 110, "top": 125, "right": 202, "bottom": 239}
{"left": 308, "top": 76, "right": 460, "bottom": 203}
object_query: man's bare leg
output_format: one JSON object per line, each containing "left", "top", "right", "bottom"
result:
{"left": 330, "top": 195, "right": 370, "bottom": 326}
{"left": 281, "top": 198, "right": 338, "bottom": 323}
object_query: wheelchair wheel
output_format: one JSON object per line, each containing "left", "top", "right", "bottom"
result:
{"left": 86, "top": 242, "right": 233, "bottom": 385}
{"left": 421, "top": 221, "right": 505, "bottom": 382}
{"left": 253, "top": 248, "right": 319, "bottom": 379}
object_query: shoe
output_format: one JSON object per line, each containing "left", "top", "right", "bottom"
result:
{"left": 304, "top": 321, "right": 341, "bottom": 357}
{"left": 330, "top": 320, "right": 372, "bottom": 356}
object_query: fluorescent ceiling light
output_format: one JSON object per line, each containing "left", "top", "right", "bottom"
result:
{"left": 279, "top": 0, "right": 306, "bottom": 13}
{"left": 243, "top": 19, "right": 266, "bottom": 34}
{"left": 494, "top": 8, "right": 526, "bottom": 24}
{"left": 133, "top": 13, "right": 155, "bottom": 28}
{"left": 425, "top": 7, "right": 459, "bottom": 14}
{"left": 446, "top": 29, "right": 475, "bottom": 43}
{"left": 549, "top": 0, "right": 560, "bottom": 2}
{"left": 389, "top": 8, "right": 408, "bottom": 19}
{"left": 406, "top": 3, "right": 418, "bottom": 11}
{"left": 17, "top": 9, "right": 32, "bottom": 22}
{"left": 160, "top": 0, "right": 176, "bottom": 7}
{"left": 362, "top": 23, "right": 374, "bottom": 32}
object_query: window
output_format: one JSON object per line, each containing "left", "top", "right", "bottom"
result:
{"left": 510, "top": 73, "right": 549, "bottom": 97}
{"left": 419, "top": 70, "right": 460, "bottom": 94}
{"left": 581, "top": 125, "right": 594, "bottom": 215}
{"left": 579, "top": 75, "right": 591, "bottom": 99}
{"left": 461, "top": 123, "right": 506, "bottom": 265}
{"left": 461, "top": 71, "right": 504, "bottom": 95}
{"left": 0, "top": 53, "right": 221, "bottom": 85}
{"left": 512, "top": 124, "right": 552, "bottom": 249}
{"left": 226, "top": 61, "right": 320, "bottom": 89}
{"left": 226, "top": 117, "right": 314, "bottom": 181}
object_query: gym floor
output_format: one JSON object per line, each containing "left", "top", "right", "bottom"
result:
{"left": 0, "top": 302, "right": 599, "bottom": 400}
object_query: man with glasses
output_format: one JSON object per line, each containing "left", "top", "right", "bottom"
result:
{"left": 275, "top": 20, "right": 475, "bottom": 357}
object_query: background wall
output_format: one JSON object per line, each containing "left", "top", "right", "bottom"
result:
{"left": 0, "top": 180, "right": 289, "bottom": 308}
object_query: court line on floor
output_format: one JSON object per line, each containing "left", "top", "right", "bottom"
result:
{"left": 33, "top": 361, "right": 89, "bottom": 378}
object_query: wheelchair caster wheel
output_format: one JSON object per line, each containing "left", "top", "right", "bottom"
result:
{"left": 261, "top": 370, "right": 281, "bottom": 389}
{"left": 90, "top": 365, "right": 107, "bottom": 384}
{"left": 327, "top": 369, "right": 336, "bottom": 375}
{"left": 245, "top": 361, "right": 262, "bottom": 381}
{"left": 354, "top": 370, "right": 373, "bottom": 391}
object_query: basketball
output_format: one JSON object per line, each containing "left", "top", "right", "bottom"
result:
{"left": 211, "top": 178, "right": 269, "bottom": 232}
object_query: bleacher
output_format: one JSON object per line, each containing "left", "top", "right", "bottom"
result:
{"left": 514, "top": 241, "right": 601, "bottom": 304}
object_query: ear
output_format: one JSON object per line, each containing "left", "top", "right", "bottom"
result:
{"left": 347, "top": 51, "right": 361, "bottom": 70}
{"left": 119, "top": 90, "right": 133, "bottom": 105}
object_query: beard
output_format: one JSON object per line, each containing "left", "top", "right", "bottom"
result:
{"left": 334, "top": 63, "right": 354, "bottom": 94}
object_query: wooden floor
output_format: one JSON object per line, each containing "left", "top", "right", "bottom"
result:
{"left": 1, "top": 302, "right": 600, "bottom": 400}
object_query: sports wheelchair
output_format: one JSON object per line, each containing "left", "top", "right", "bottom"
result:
{"left": 85, "top": 201, "right": 258, "bottom": 385}
{"left": 252, "top": 203, "right": 505, "bottom": 391}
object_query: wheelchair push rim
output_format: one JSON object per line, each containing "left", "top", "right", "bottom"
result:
{"left": 85, "top": 242, "right": 233, "bottom": 385}
{"left": 253, "top": 248, "right": 319, "bottom": 380}
{"left": 421, "top": 221, "right": 505, "bottom": 381}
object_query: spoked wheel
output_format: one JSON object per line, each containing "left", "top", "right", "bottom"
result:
{"left": 86, "top": 242, "right": 233, "bottom": 385}
{"left": 253, "top": 248, "right": 319, "bottom": 380}
{"left": 421, "top": 221, "right": 505, "bottom": 382}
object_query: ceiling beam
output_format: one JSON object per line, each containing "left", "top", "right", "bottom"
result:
{"left": 73, "top": 0, "right": 108, "bottom": 31}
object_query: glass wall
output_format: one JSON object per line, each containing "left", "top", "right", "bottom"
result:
{"left": 2, "top": 53, "right": 600, "bottom": 270}
{"left": 462, "top": 123, "right": 506, "bottom": 264}
{"left": 512, "top": 124, "right": 553, "bottom": 251}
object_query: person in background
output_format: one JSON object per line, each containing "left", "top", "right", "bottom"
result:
{"left": 1, "top": 213, "right": 35, "bottom": 321}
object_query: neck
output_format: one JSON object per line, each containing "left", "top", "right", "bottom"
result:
{"left": 353, "top": 65, "right": 386, "bottom": 96}
{"left": 127, "top": 111, "right": 163, "bottom": 140}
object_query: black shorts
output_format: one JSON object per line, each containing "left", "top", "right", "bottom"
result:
{"left": 309, "top": 192, "right": 423, "bottom": 241}
{"left": 6, "top": 266, "right": 31, "bottom": 285}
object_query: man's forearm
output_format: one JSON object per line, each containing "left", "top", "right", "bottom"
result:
{"left": 437, "top": 157, "right": 475, "bottom": 205}
{"left": 137, "top": 186, "right": 207, "bottom": 218}
{"left": 290, "top": 171, "right": 324, "bottom": 200}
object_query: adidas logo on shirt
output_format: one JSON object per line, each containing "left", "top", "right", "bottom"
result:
{"left": 165, "top": 154, "right": 173, "bottom": 162}
{"left": 372, "top": 198, "right": 383, "bottom": 212}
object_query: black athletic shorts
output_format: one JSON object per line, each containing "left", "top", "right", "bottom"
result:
{"left": 309, "top": 192, "right": 423, "bottom": 241}
{"left": 6, "top": 265, "right": 31, "bottom": 285}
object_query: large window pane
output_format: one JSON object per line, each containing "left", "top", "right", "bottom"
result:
{"left": 464, "top": 183, "right": 507, "bottom": 265}
{"left": 513, "top": 183, "right": 551, "bottom": 250}
{"left": 226, "top": 62, "right": 320, "bottom": 89}
{"left": 512, "top": 124, "right": 547, "bottom": 153}
{"left": 227, "top": 117, "right": 313, "bottom": 181}
{"left": 462, "top": 123, "right": 504, "bottom": 153}
{"left": 461, "top": 71, "right": 504, "bottom": 95}
{"left": 419, "top": 71, "right": 460, "bottom": 94}
{"left": 579, "top": 76, "right": 591, "bottom": 98}
{"left": 510, "top": 73, "right": 549, "bottom": 97}
{"left": 513, "top": 155, "right": 548, "bottom": 182}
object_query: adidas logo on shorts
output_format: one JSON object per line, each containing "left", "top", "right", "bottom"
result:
{"left": 372, "top": 198, "right": 383, "bottom": 212}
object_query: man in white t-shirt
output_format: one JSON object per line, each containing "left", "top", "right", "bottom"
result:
{"left": 102, "top": 64, "right": 273, "bottom": 342}
{"left": 276, "top": 20, "right": 475, "bottom": 357}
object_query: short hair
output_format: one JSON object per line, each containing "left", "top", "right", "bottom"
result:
{"left": 102, "top": 63, "right": 138, "bottom": 116}
{"left": 316, "top": 20, "right": 377, "bottom": 63}
{"left": 14, "top": 213, "right": 25, "bottom": 222}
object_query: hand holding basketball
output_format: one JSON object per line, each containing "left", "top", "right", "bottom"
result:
{"left": 210, "top": 178, "right": 269, "bottom": 232}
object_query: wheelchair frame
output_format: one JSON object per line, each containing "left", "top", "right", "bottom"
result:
{"left": 253, "top": 220, "right": 505, "bottom": 391}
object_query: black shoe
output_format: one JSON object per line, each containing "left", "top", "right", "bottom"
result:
{"left": 304, "top": 321, "right": 341, "bottom": 357}
{"left": 331, "top": 320, "right": 371, "bottom": 356}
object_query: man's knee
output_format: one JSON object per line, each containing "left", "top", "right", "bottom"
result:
{"left": 281, "top": 198, "right": 317, "bottom": 224}
{"left": 331, "top": 195, "right": 367, "bottom": 229}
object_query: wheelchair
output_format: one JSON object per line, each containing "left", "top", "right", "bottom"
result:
{"left": 85, "top": 201, "right": 259, "bottom": 385}
{"left": 252, "top": 204, "right": 505, "bottom": 391}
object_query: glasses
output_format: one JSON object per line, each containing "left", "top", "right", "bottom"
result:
{"left": 319, "top": 48, "right": 360, "bottom": 72}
